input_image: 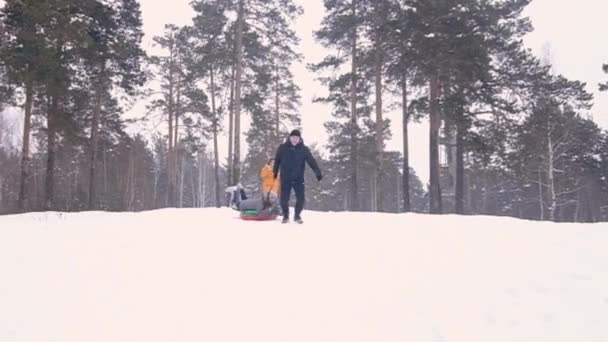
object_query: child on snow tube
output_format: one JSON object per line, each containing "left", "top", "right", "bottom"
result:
{"left": 226, "top": 184, "right": 279, "bottom": 220}
{"left": 226, "top": 158, "right": 281, "bottom": 220}
{"left": 226, "top": 183, "right": 248, "bottom": 210}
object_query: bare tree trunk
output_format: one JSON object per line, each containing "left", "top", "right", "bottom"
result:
{"left": 103, "top": 148, "right": 107, "bottom": 207}
{"left": 210, "top": 67, "right": 221, "bottom": 208}
{"left": 538, "top": 169, "right": 544, "bottom": 220}
{"left": 233, "top": 0, "right": 245, "bottom": 185}
{"left": 33, "top": 158, "right": 40, "bottom": 209}
{"left": 74, "top": 152, "right": 81, "bottom": 210}
{"left": 396, "top": 169, "right": 401, "bottom": 212}
{"left": 68, "top": 162, "right": 76, "bottom": 211}
{"left": 482, "top": 169, "right": 489, "bottom": 214}
{"left": 125, "top": 148, "right": 131, "bottom": 211}
{"left": 374, "top": 2, "right": 385, "bottom": 213}
{"left": 401, "top": 73, "right": 410, "bottom": 213}
{"left": 19, "top": 77, "right": 34, "bottom": 212}
{"left": 370, "top": 176, "right": 376, "bottom": 211}
{"left": 167, "top": 46, "right": 175, "bottom": 208}
{"left": 467, "top": 171, "right": 473, "bottom": 214}
{"left": 153, "top": 164, "right": 158, "bottom": 208}
{"left": 129, "top": 147, "right": 136, "bottom": 211}
{"left": 0, "top": 177, "right": 4, "bottom": 210}
{"left": 202, "top": 156, "right": 207, "bottom": 207}
{"left": 167, "top": 121, "right": 174, "bottom": 207}
{"left": 140, "top": 153, "right": 148, "bottom": 211}
{"left": 198, "top": 153, "right": 203, "bottom": 208}
{"left": 227, "top": 63, "right": 235, "bottom": 187}
{"left": 174, "top": 71, "right": 181, "bottom": 153}
{"left": 190, "top": 160, "right": 196, "bottom": 208}
{"left": 173, "top": 64, "right": 182, "bottom": 207}
{"left": 88, "top": 78, "right": 103, "bottom": 210}
{"left": 123, "top": 159, "right": 130, "bottom": 210}
{"left": 547, "top": 124, "right": 556, "bottom": 221}
{"left": 575, "top": 187, "right": 582, "bottom": 222}
{"left": 349, "top": 0, "right": 359, "bottom": 211}
{"left": 45, "top": 96, "right": 59, "bottom": 210}
{"left": 429, "top": 75, "right": 442, "bottom": 214}
{"left": 589, "top": 181, "right": 602, "bottom": 223}
{"left": 455, "top": 114, "right": 465, "bottom": 214}
{"left": 179, "top": 153, "right": 184, "bottom": 208}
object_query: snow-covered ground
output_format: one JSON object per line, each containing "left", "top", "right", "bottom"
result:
{"left": 1, "top": 209, "right": 607, "bottom": 342}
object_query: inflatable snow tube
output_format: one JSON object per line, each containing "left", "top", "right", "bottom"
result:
{"left": 240, "top": 209, "right": 278, "bottom": 221}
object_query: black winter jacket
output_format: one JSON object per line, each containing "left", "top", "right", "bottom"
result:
{"left": 273, "top": 139, "right": 322, "bottom": 183}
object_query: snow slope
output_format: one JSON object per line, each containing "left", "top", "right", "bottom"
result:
{"left": 1, "top": 209, "right": 608, "bottom": 342}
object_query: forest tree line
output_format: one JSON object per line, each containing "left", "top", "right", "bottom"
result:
{"left": 1, "top": 0, "right": 607, "bottom": 222}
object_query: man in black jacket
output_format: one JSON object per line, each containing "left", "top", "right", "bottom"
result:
{"left": 273, "top": 129, "right": 322, "bottom": 224}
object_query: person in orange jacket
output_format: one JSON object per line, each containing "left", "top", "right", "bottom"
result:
{"left": 260, "top": 158, "right": 280, "bottom": 205}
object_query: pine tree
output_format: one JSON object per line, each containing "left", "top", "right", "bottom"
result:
{"left": 35, "top": 0, "right": 108, "bottom": 210}
{"left": 188, "top": 0, "right": 233, "bottom": 207}
{"left": 512, "top": 73, "right": 593, "bottom": 221}
{"left": 0, "top": 116, "right": 20, "bottom": 214}
{"left": 245, "top": 59, "right": 302, "bottom": 179}
{"left": 400, "top": 0, "right": 534, "bottom": 214}
{"left": 313, "top": 0, "right": 373, "bottom": 211}
{"left": 229, "top": 0, "right": 303, "bottom": 185}
{"left": 82, "top": 0, "right": 146, "bottom": 210}
{"left": 150, "top": 24, "right": 190, "bottom": 207}
{"left": 382, "top": 1, "right": 420, "bottom": 213}
{"left": 369, "top": 0, "right": 392, "bottom": 212}
{"left": 1, "top": 0, "right": 47, "bottom": 211}
{"left": 232, "top": 0, "right": 245, "bottom": 185}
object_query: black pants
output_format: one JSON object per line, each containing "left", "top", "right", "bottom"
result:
{"left": 280, "top": 180, "right": 305, "bottom": 218}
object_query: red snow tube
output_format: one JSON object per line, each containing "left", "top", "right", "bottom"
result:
{"left": 240, "top": 213, "right": 278, "bottom": 221}
{"left": 239, "top": 205, "right": 278, "bottom": 221}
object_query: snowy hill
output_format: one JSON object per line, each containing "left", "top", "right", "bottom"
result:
{"left": 1, "top": 209, "right": 607, "bottom": 342}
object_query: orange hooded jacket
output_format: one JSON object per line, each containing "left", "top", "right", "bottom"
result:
{"left": 260, "top": 165, "right": 280, "bottom": 194}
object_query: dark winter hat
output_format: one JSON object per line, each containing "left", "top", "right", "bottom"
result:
{"left": 289, "top": 129, "right": 302, "bottom": 137}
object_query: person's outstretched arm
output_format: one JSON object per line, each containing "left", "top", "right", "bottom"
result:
{"left": 304, "top": 147, "right": 322, "bottom": 181}
{"left": 273, "top": 146, "right": 282, "bottom": 179}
